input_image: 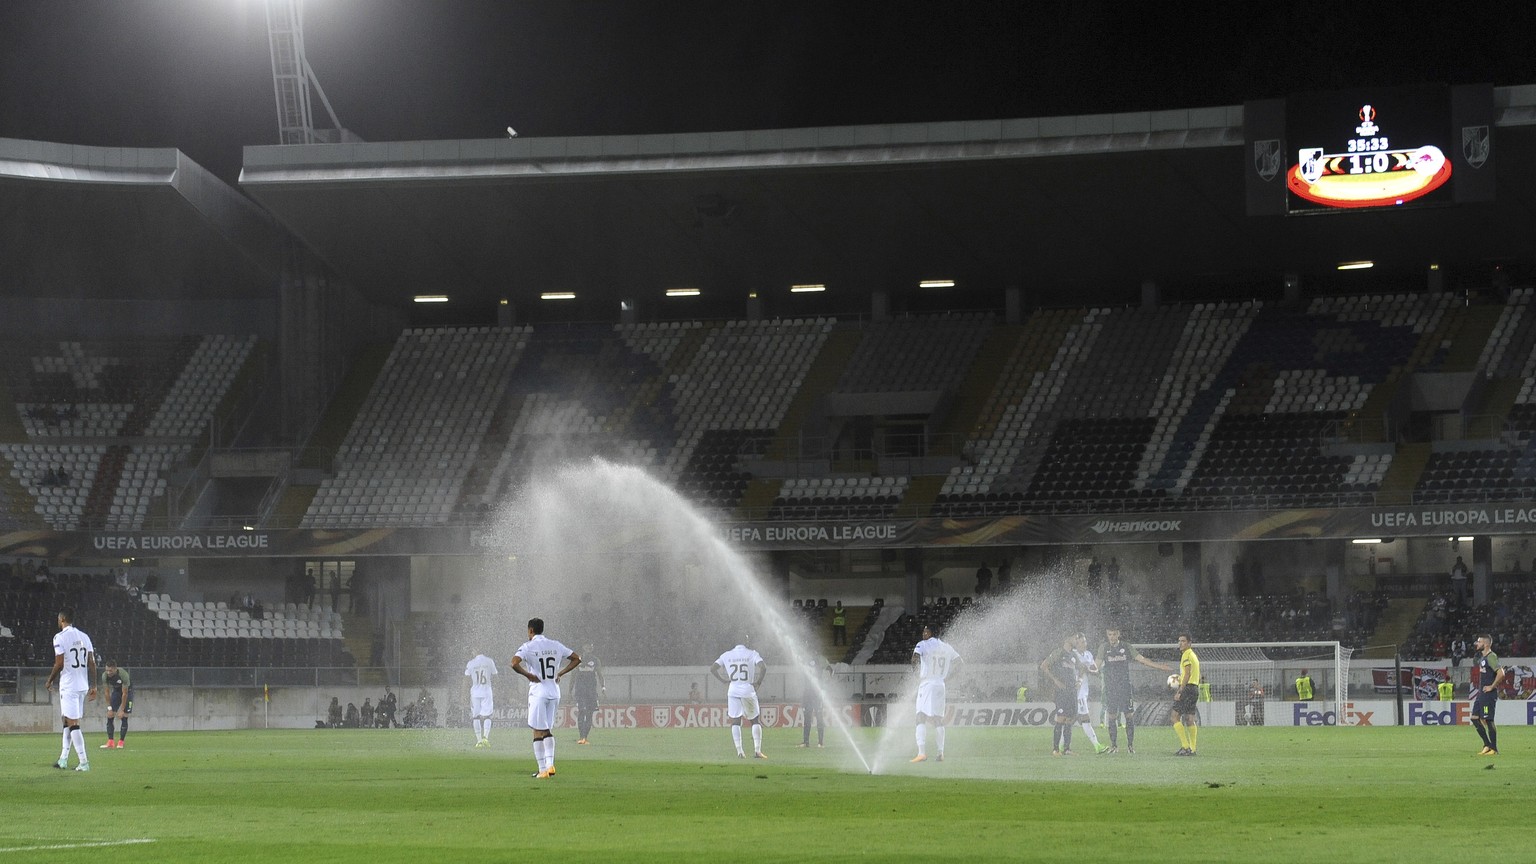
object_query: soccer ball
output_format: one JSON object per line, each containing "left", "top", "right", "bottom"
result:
{"left": 1167, "top": 674, "right": 1181, "bottom": 691}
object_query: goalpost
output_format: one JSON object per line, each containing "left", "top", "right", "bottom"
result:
{"left": 1133, "top": 641, "right": 1352, "bottom": 725}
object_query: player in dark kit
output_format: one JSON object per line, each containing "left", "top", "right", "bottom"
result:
{"left": 1040, "top": 635, "right": 1082, "bottom": 756}
{"left": 572, "top": 644, "right": 604, "bottom": 744}
{"left": 1096, "top": 629, "right": 1172, "bottom": 754}
{"left": 99, "top": 660, "right": 132, "bottom": 749}
{"left": 1470, "top": 633, "right": 1505, "bottom": 755}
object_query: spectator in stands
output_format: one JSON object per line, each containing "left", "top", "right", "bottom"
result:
{"left": 1450, "top": 638, "right": 1468, "bottom": 667}
{"left": 1450, "top": 556, "right": 1470, "bottom": 605}
{"left": 1086, "top": 557, "right": 1102, "bottom": 594}
{"left": 974, "top": 562, "right": 992, "bottom": 595}
{"left": 329, "top": 573, "right": 341, "bottom": 612}
{"left": 831, "top": 602, "right": 847, "bottom": 646}
{"left": 303, "top": 569, "right": 317, "bottom": 609}
{"left": 996, "top": 560, "right": 1012, "bottom": 594}
{"left": 1512, "top": 633, "right": 1531, "bottom": 657}
{"left": 348, "top": 567, "right": 363, "bottom": 613}
{"left": 327, "top": 696, "right": 343, "bottom": 728}
{"left": 360, "top": 697, "right": 375, "bottom": 728}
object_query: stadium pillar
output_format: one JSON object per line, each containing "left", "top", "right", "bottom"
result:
{"left": 1324, "top": 539, "right": 1345, "bottom": 606}
{"left": 1140, "top": 280, "right": 1159, "bottom": 311}
{"left": 904, "top": 548, "right": 924, "bottom": 610}
{"left": 871, "top": 290, "right": 890, "bottom": 321}
{"left": 1472, "top": 534, "right": 1493, "bottom": 606}
{"left": 1004, "top": 285, "right": 1024, "bottom": 324}
{"left": 1181, "top": 542, "right": 1201, "bottom": 611}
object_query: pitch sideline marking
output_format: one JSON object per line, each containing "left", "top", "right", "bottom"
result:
{"left": 0, "top": 838, "right": 156, "bottom": 853}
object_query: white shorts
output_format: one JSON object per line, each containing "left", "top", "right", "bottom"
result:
{"left": 727, "top": 692, "right": 760, "bottom": 721}
{"left": 59, "top": 690, "right": 87, "bottom": 720}
{"left": 470, "top": 693, "right": 494, "bottom": 718}
{"left": 527, "top": 694, "right": 558, "bottom": 731}
{"left": 915, "top": 680, "right": 947, "bottom": 719}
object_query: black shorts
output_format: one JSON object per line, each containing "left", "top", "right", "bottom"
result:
{"left": 1053, "top": 690, "right": 1076, "bottom": 717}
{"left": 109, "top": 690, "right": 133, "bottom": 714}
{"left": 1472, "top": 691, "right": 1497, "bottom": 721}
{"left": 1103, "top": 685, "right": 1134, "bottom": 714}
{"left": 1172, "top": 685, "right": 1198, "bottom": 714}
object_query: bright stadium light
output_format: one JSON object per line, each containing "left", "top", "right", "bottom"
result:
{"left": 1336, "top": 260, "right": 1374, "bottom": 271}
{"left": 540, "top": 292, "right": 576, "bottom": 300}
{"left": 1350, "top": 538, "right": 1382, "bottom": 544}
{"left": 790, "top": 283, "right": 826, "bottom": 293}
{"left": 665, "top": 288, "right": 700, "bottom": 297}
{"left": 919, "top": 279, "right": 956, "bottom": 288}
{"left": 413, "top": 294, "right": 449, "bottom": 303}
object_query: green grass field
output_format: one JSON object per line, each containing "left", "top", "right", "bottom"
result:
{"left": 0, "top": 724, "right": 1522, "bottom": 862}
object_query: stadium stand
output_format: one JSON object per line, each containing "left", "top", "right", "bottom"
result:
{"left": 0, "top": 335, "right": 256, "bottom": 530}
{"left": 303, "top": 327, "right": 531, "bottom": 527}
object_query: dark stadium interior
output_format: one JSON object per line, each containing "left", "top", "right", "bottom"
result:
{"left": 5, "top": 5, "right": 1536, "bottom": 706}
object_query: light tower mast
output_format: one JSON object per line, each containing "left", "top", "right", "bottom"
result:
{"left": 265, "top": 0, "right": 353, "bottom": 144}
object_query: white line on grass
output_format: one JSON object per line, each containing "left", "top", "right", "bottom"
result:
{"left": 0, "top": 839, "right": 156, "bottom": 853}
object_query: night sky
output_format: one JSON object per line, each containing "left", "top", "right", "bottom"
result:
{"left": 2, "top": 1, "right": 1534, "bottom": 184}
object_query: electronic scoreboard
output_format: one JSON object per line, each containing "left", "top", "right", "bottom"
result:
{"left": 1285, "top": 86, "right": 1454, "bottom": 212}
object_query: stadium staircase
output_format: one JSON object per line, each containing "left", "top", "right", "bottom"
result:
{"left": 340, "top": 611, "right": 385, "bottom": 683}
{"left": 1439, "top": 304, "right": 1503, "bottom": 371}
{"left": 1363, "top": 598, "right": 1428, "bottom": 659}
{"left": 899, "top": 475, "right": 946, "bottom": 516}
{"left": 1375, "top": 442, "right": 1430, "bottom": 504}
{"left": 765, "top": 327, "right": 860, "bottom": 460}
{"left": 298, "top": 343, "right": 394, "bottom": 470}
{"left": 930, "top": 325, "right": 1021, "bottom": 457}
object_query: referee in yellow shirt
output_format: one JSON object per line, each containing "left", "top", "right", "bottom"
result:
{"left": 1172, "top": 634, "right": 1200, "bottom": 756}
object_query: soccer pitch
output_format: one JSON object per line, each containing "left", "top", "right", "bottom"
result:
{"left": 1, "top": 725, "right": 1520, "bottom": 862}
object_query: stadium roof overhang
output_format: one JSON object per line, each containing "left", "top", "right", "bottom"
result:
{"left": 0, "top": 138, "right": 291, "bottom": 306}
{"left": 241, "top": 86, "right": 1536, "bottom": 324}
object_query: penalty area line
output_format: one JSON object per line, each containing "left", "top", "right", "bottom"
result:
{"left": 0, "top": 838, "right": 156, "bottom": 853}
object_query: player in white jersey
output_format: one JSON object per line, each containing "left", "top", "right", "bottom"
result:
{"left": 464, "top": 653, "right": 498, "bottom": 748}
{"left": 711, "top": 638, "right": 767, "bottom": 759}
{"left": 510, "top": 618, "right": 580, "bottom": 779}
{"left": 1071, "top": 632, "right": 1106, "bottom": 754}
{"left": 910, "top": 623, "right": 962, "bottom": 763}
{"left": 44, "top": 608, "right": 96, "bottom": 772}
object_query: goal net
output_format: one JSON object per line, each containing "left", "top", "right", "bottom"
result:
{"left": 1129, "top": 641, "right": 1352, "bottom": 727}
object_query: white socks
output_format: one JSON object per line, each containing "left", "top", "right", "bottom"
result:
{"left": 731, "top": 725, "right": 743, "bottom": 753}
{"left": 915, "top": 724, "right": 927, "bottom": 755}
{"left": 473, "top": 719, "right": 483, "bottom": 740}
{"left": 1078, "top": 721, "right": 1100, "bottom": 747}
{"left": 936, "top": 727, "right": 946, "bottom": 756}
{"left": 71, "top": 728, "right": 87, "bottom": 763}
{"left": 751, "top": 724, "right": 762, "bottom": 754}
{"left": 532, "top": 738, "right": 549, "bottom": 771}
{"left": 481, "top": 718, "right": 491, "bottom": 741}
